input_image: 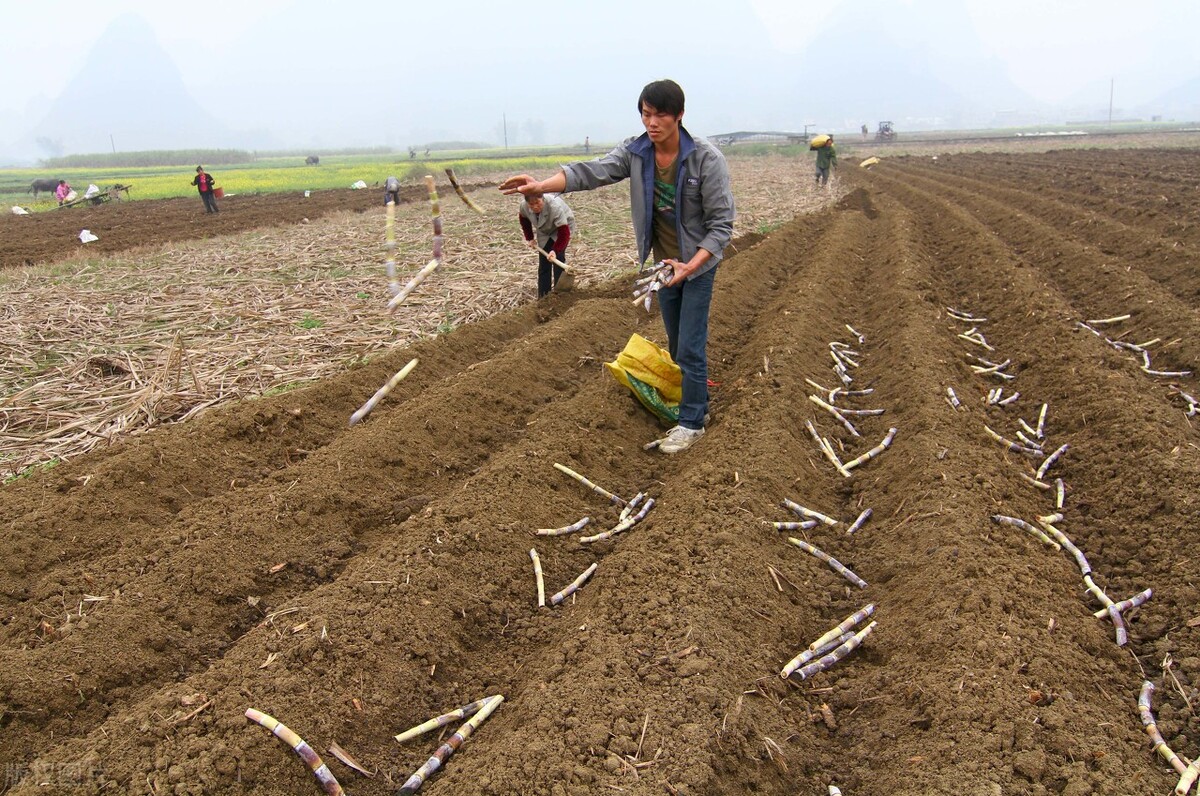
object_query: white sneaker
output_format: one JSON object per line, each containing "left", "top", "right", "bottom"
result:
{"left": 658, "top": 425, "right": 705, "bottom": 454}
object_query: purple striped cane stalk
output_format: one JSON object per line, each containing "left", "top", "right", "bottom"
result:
{"left": 244, "top": 708, "right": 345, "bottom": 796}
{"left": 552, "top": 462, "right": 626, "bottom": 506}
{"left": 809, "top": 394, "right": 860, "bottom": 437}
{"left": 946, "top": 387, "right": 961, "bottom": 408}
{"left": 773, "top": 520, "right": 819, "bottom": 531}
{"left": 619, "top": 493, "right": 645, "bottom": 522}
{"left": 1036, "top": 444, "right": 1070, "bottom": 481}
{"left": 1179, "top": 760, "right": 1200, "bottom": 796}
{"left": 1019, "top": 472, "right": 1052, "bottom": 491}
{"left": 795, "top": 621, "right": 877, "bottom": 680}
{"left": 782, "top": 498, "right": 839, "bottom": 527}
{"left": 997, "top": 391, "right": 1021, "bottom": 406}
{"left": 580, "top": 498, "right": 655, "bottom": 543}
{"left": 846, "top": 508, "right": 872, "bottom": 535}
{"left": 1036, "top": 518, "right": 1092, "bottom": 576}
{"left": 550, "top": 562, "right": 598, "bottom": 605}
{"left": 781, "top": 631, "right": 854, "bottom": 679}
{"left": 349, "top": 358, "right": 419, "bottom": 426}
{"left": 394, "top": 697, "right": 494, "bottom": 743}
{"left": 443, "top": 168, "right": 483, "bottom": 214}
{"left": 397, "top": 694, "right": 504, "bottom": 795}
{"left": 991, "top": 515, "right": 1060, "bottom": 550}
{"left": 983, "top": 425, "right": 1042, "bottom": 457}
{"left": 1018, "top": 417, "right": 1039, "bottom": 439}
{"left": 1055, "top": 478, "right": 1066, "bottom": 510}
{"left": 787, "top": 537, "right": 867, "bottom": 589}
{"left": 535, "top": 517, "right": 591, "bottom": 536}
{"left": 1084, "top": 575, "right": 1128, "bottom": 646}
{"left": 1092, "top": 588, "right": 1152, "bottom": 619}
{"left": 845, "top": 323, "right": 865, "bottom": 342}
{"left": 1137, "top": 681, "right": 1188, "bottom": 776}
{"left": 1036, "top": 404, "right": 1048, "bottom": 438}
{"left": 806, "top": 420, "right": 852, "bottom": 477}
{"left": 384, "top": 200, "right": 399, "bottom": 296}
{"left": 843, "top": 428, "right": 898, "bottom": 471}
{"left": 529, "top": 549, "right": 545, "bottom": 608}
{"left": 947, "top": 307, "right": 987, "bottom": 323}
{"left": 808, "top": 603, "right": 876, "bottom": 653}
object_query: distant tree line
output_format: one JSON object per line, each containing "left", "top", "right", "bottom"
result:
{"left": 41, "top": 149, "right": 255, "bottom": 169}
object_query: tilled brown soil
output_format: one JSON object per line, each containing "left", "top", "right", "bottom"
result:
{"left": 2, "top": 149, "right": 1200, "bottom": 795}
{"left": 0, "top": 183, "right": 466, "bottom": 269}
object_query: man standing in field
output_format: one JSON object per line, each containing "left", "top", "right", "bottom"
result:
{"left": 192, "top": 166, "right": 219, "bottom": 214}
{"left": 518, "top": 192, "right": 575, "bottom": 298}
{"left": 384, "top": 175, "right": 401, "bottom": 205}
{"left": 500, "top": 78, "right": 735, "bottom": 454}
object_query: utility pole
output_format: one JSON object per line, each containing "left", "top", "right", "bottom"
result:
{"left": 1108, "top": 79, "right": 1114, "bottom": 128}
{"left": 503, "top": 113, "right": 508, "bottom": 150}
{"left": 110, "top": 134, "right": 116, "bottom": 154}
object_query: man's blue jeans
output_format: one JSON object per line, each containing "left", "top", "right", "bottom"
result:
{"left": 657, "top": 266, "right": 716, "bottom": 430}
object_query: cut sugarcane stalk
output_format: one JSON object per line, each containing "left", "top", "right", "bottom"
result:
{"left": 1085, "top": 314, "right": 1131, "bottom": 326}
{"left": 843, "top": 428, "right": 897, "bottom": 471}
{"left": 830, "top": 788, "right": 844, "bottom": 796}
{"left": 396, "top": 695, "right": 503, "bottom": 795}
{"left": 1018, "top": 417, "right": 1039, "bottom": 438}
{"left": 1036, "top": 404, "right": 1048, "bottom": 438}
{"left": 580, "top": 498, "right": 655, "bottom": 543}
{"left": 1178, "top": 760, "right": 1200, "bottom": 796}
{"left": 846, "top": 324, "right": 865, "bottom": 342}
{"left": 535, "top": 517, "right": 591, "bottom": 536}
{"left": 810, "top": 394, "right": 860, "bottom": 436}
{"left": 987, "top": 388, "right": 1001, "bottom": 405}
{"left": 553, "top": 463, "right": 626, "bottom": 506}
{"left": 958, "top": 330, "right": 995, "bottom": 351}
{"left": 781, "top": 631, "right": 854, "bottom": 679}
{"left": 550, "top": 563, "right": 598, "bottom": 605}
{"left": 1036, "top": 518, "right": 1092, "bottom": 576}
{"left": 387, "top": 259, "right": 440, "bottom": 311}
{"left": 991, "top": 515, "right": 1061, "bottom": 550}
{"left": 794, "top": 621, "right": 877, "bottom": 680}
{"left": 983, "top": 425, "right": 1042, "bottom": 457}
{"left": 1145, "top": 368, "right": 1194, "bottom": 378}
{"left": 1036, "top": 444, "right": 1070, "bottom": 481}
{"left": 946, "top": 387, "right": 961, "bottom": 408}
{"left": 1017, "top": 430, "right": 1042, "bottom": 450}
{"left": 384, "top": 200, "right": 400, "bottom": 296}
{"left": 971, "top": 358, "right": 1011, "bottom": 375}
{"left": 837, "top": 407, "right": 886, "bottom": 416}
{"left": 1055, "top": 478, "right": 1066, "bottom": 510}
{"left": 1092, "top": 588, "right": 1152, "bottom": 619}
{"left": 841, "top": 387, "right": 875, "bottom": 397}
{"left": 1138, "top": 682, "right": 1189, "bottom": 776}
{"left": 782, "top": 498, "right": 839, "bottom": 527}
{"left": 1084, "top": 575, "right": 1128, "bottom": 646}
{"left": 947, "top": 307, "right": 987, "bottom": 323}
{"left": 619, "top": 493, "right": 645, "bottom": 522}
{"left": 997, "top": 391, "right": 1021, "bottom": 406}
{"left": 806, "top": 377, "right": 833, "bottom": 394}
{"left": 349, "top": 358, "right": 419, "bottom": 426}
{"left": 787, "top": 537, "right": 867, "bottom": 588}
{"left": 809, "top": 603, "right": 877, "bottom": 652}
{"left": 394, "top": 697, "right": 493, "bottom": 743}
{"left": 846, "top": 508, "right": 873, "bottom": 535}
{"left": 807, "top": 421, "right": 852, "bottom": 478}
{"left": 443, "top": 168, "right": 484, "bottom": 214}
{"left": 773, "top": 520, "right": 819, "bottom": 531}
{"left": 245, "top": 709, "right": 345, "bottom": 796}
{"left": 1019, "top": 472, "right": 1052, "bottom": 490}
{"left": 530, "top": 549, "right": 545, "bottom": 607}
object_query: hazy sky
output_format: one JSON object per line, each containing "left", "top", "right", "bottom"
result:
{"left": 2, "top": 0, "right": 1198, "bottom": 157}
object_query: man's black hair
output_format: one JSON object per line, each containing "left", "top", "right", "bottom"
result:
{"left": 196, "top": 166, "right": 204, "bottom": 172}
{"left": 638, "top": 80, "right": 685, "bottom": 117}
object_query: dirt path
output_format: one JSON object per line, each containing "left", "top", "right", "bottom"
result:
{"left": 2, "top": 150, "right": 1199, "bottom": 795}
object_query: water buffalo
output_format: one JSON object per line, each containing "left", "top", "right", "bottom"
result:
{"left": 28, "top": 178, "right": 59, "bottom": 198}
{"left": 305, "top": 155, "right": 320, "bottom": 165}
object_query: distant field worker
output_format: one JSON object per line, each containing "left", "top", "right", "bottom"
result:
{"left": 813, "top": 135, "right": 837, "bottom": 186}
{"left": 384, "top": 175, "right": 401, "bottom": 205}
{"left": 518, "top": 192, "right": 575, "bottom": 298}
{"left": 192, "top": 166, "right": 219, "bottom": 213}
{"left": 54, "top": 180, "right": 71, "bottom": 206}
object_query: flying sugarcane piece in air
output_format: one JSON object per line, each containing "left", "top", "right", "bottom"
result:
{"left": 444, "top": 167, "right": 484, "bottom": 214}
{"left": 387, "top": 175, "right": 444, "bottom": 312}
{"left": 348, "top": 358, "right": 418, "bottom": 426}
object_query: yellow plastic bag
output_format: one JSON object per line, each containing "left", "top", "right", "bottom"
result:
{"left": 605, "top": 334, "right": 681, "bottom": 426}
{"left": 810, "top": 134, "right": 831, "bottom": 149}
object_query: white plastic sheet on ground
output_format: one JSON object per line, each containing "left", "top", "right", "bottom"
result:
{"left": 84, "top": 184, "right": 101, "bottom": 199}
{"left": 350, "top": 180, "right": 367, "bottom": 189}
{"left": 11, "top": 206, "right": 29, "bottom": 215}
{"left": 79, "top": 229, "right": 99, "bottom": 243}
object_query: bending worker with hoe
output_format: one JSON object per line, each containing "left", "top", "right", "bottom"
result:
{"left": 518, "top": 192, "right": 575, "bottom": 298}
{"left": 501, "top": 78, "right": 735, "bottom": 454}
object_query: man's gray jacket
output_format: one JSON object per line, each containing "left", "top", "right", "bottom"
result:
{"left": 561, "top": 126, "right": 735, "bottom": 278}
